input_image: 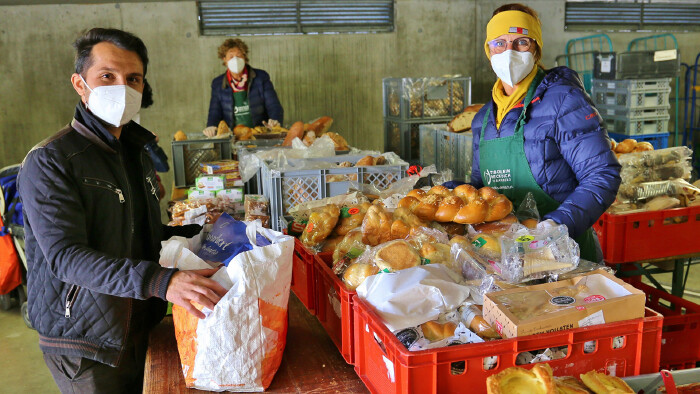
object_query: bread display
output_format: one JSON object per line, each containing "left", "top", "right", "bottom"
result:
{"left": 300, "top": 204, "right": 341, "bottom": 247}
{"left": 361, "top": 205, "right": 394, "bottom": 246}
{"left": 342, "top": 262, "right": 379, "bottom": 290}
{"left": 399, "top": 185, "right": 513, "bottom": 224}
{"left": 579, "top": 371, "right": 633, "bottom": 393}
{"left": 486, "top": 363, "right": 556, "bottom": 394}
{"left": 420, "top": 321, "right": 457, "bottom": 342}
{"left": 447, "top": 104, "right": 484, "bottom": 132}
{"left": 373, "top": 240, "right": 421, "bottom": 272}
{"left": 387, "top": 78, "right": 466, "bottom": 118}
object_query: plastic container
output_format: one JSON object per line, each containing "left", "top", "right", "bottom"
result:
{"left": 292, "top": 238, "right": 317, "bottom": 315}
{"left": 436, "top": 128, "right": 473, "bottom": 183}
{"left": 598, "top": 106, "right": 670, "bottom": 119}
{"left": 593, "top": 205, "right": 700, "bottom": 264}
{"left": 592, "top": 79, "right": 671, "bottom": 110}
{"left": 314, "top": 252, "right": 357, "bottom": 364}
{"left": 608, "top": 132, "right": 669, "bottom": 150}
{"left": 261, "top": 155, "right": 407, "bottom": 232}
{"left": 593, "top": 52, "right": 617, "bottom": 80}
{"left": 627, "top": 279, "right": 700, "bottom": 371}
{"left": 385, "top": 119, "right": 449, "bottom": 165}
{"left": 354, "top": 296, "right": 662, "bottom": 394}
{"left": 383, "top": 76, "right": 471, "bottom": 120}
{"left": 604, "top": 115, "right": 670, "bottom": 136}
{"left": 418, "top": 124, "right": 439, "bottom": 167}
{"left": 171, "top": 134, "right": 233, "bottom": 187}
{"left": 616, "top": 50, "right": 681, "bottom": 79}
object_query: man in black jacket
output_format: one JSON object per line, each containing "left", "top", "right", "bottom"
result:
{"left": 18, "top": 28, "right": 227, "bottom": 393}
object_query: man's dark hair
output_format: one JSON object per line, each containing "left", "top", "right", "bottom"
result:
{"left": 73, "top": 28, "right": 153, "bottom": 108}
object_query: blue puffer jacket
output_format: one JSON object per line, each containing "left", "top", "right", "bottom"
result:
{"left": 471, "top": 66, "right": 621, "bottom": 239}
{"left": 207, "top": 66, "right": 284, "bottom": 128}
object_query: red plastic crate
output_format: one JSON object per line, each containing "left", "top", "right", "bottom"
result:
{"left": 314, "top": 251, "right": 356, "bottom": 364}
{"left": 593, "top": 206, "right": 700, "bottom": 264}
{"left": 291, "top": 238, "right": 316, "bottom": 315}
{"left": 353, "top": 296, "right": 662, "bottom": 394}
{"left": 626, "top": 279, "right": 700, "bottom": 370}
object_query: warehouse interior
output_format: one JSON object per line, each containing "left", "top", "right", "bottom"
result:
{"left": 2, "top": 0, "right": 700, "bottom": 392}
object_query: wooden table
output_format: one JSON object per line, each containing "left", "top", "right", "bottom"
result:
{"left": 143, "top": 294, "right": 368, "bottom": 393}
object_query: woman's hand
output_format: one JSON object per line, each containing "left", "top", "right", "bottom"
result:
{"left": 263, "top": 119, "right": 280, "bottom": 129}
{"left": 202, "top": 126, "right": 217, "bottom": 137}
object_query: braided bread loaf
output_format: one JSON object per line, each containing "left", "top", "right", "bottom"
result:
{"left": 398, "top": 185, "right": 513, "bottom": 224}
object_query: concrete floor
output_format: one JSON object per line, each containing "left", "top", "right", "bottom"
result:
{"left": 2, "top": 263, "right": 699, "bottom": 393}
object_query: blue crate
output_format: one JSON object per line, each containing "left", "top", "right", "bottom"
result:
{"left": 608, "top": 132, "right": 669, "bottom": 149}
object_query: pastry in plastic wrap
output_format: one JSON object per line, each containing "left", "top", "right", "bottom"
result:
{"left": 420, "top": 321, "right": 457, "bottom": 342}
{"left": 459, "top": 304, "right": 500, "bottom": 340}
{"left": 419, "top": 242, "right": 452, "bottom": 266}
{"left": 342, "top": 262, "right": 379, "bottom": 290}
{"left": 472, "top": 214, "right": 518, "bottom": 235}
{"left": 361, "top": 205, "right": 393, "bottom": 246}
{"left": 320, "top": 234, "right": 345, "bottom": 254}
{"left": 335, "top": 202, "right": 372, "bottom": 236}
{"left": 355, "top": 155, "right": 387, "bottom": 166}
{"left": 373, "top": 240, "right": 421, "bottom": 272}
{"left": 325, "top": 132, "right": 349, "bottom": 150}
{"left": 469, "top": 233, "right": 502, "bottom": 260}
{"left": 332, "top": 228, "right": 364, "bottom": 262}
{"left": 554, "top": 376, "right": 593, "bottom": 394}
{"left": 300, "top": 204, "right": 340, "bottom": 247}
{"left": 580, "top": 370, "right": 633, "bottom": 393}
{"left": 486, "top": 363, "right": 555, "bottom": 394}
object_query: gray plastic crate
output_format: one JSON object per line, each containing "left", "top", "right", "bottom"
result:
{"left": 617, "top": 50, "right": 681, "bottom": 79}
{"left": 592, "top": 78, "right": 671, "bottom": 92}
{"left": 604, "top": 115, "right": 670, "bottom": 136}
{"left": 418, "top": 124, "right": 440, "bottom": 167}
{"left": 171, "top": 134, "right": 233, "bottom": 187}
{"left": 261, "top": 155, "right": 408, "bottom": 231}
{"left": 592, "top": 86, "right": 671, "bottom": 110}
{"left": 597, "top": 105, "right": 669, "bottom": 120}
{"left": 436, "top": 127, "right": 473, "bottom": 182}
{"left": 383, "top": 76, "right": 471, "bottom": 120}
{"left": 385, "top": 119, "right": 450, "bottom": 165}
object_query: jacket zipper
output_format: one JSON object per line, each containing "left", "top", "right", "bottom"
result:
{"left": 116, "top": 150, "right": 134, "bottom": 366}
{"left": 82, "top": 178, "right": 125, "bottom": 203}
{"left": 64, "top": 285, "right": 80, "bottom": 318}
{"left": 141, "top": 153, "right": 158, "bottom": 252}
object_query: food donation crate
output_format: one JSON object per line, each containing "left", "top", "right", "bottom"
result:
{"left": 314, "top": 252, "right": 357, "bottom": 364}
{"left": 292, "top": 238, "right": 317, "bottom": 315}
{"left": 593, "top": 205, "right": 700, "bottom": 264}
{"left": 353, "top": 296, "right": 662, "bottom": 394}
{"left": 383, "top": 76, "right": 471, "bottom": 120}
{"left": 627, "top": 279, "right": 700, "bottom": 371}
{"left": 172, "top": 134, "right": 233, "bottom": 187}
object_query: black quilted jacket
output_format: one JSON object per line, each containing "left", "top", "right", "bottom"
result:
{"left": 18, "top": 106, "right": 180, "bottom": 367}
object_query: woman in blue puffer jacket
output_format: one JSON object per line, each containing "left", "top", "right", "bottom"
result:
{"left": 468, "top": 4, "right": 620, "bottom": 262}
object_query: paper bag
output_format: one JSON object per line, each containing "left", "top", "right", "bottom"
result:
{"left": 160, "top": 220, "right": 294, "bottom": 392}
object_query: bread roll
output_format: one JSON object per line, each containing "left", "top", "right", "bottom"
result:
{"left": 614, "top": 138, "right": 637, "bottom": 154}
{"left": 553, "top": 376, "right": 591, "bottom": 394}
{"left": 390, "top": 219, "right": 412, "bottom": 240}
{"left": 342, "top": 262, "right": 378, "bottom": 290}
{"left": 300, "top": 204, "right": 341, "bottom": 247}
{"left": 356, "top": 155, "right": 385, "bottom": 167}
{"left": 282, "top": 121, "right": 305, "bottom": 146}
{"left": 174, "top": 130, "right": 187, "bottom": 141}
{"left": 374, "top": 240, "right": 421, "bottom": 272}
{"left": 392, "top": 207, "right": 427, "bottom": 228}
{"left": 521, "top": 218, "right": 538, "bottom": 229}
{"left": 472, "top": 214, "right": 517, "bottom": 235}
{"left": 302, "top": 130, "right": 316, "bottom": 146}
{"left": 449, "top": 235, "right": 471, "bottom": 250}
{"left": 320, "top": 234, "right": 344, "bottom": 253}
{"left": 580, "top": 370, "right": 634, "bottom": 393}
{"left": 420, "top": 321, "right": 457, "bottom": 342}
{"left": 633, "top": 141, "right": 654, "bottom": 152}
{"left": 469, "top": 233, "right": 501, "bottom": 260}
{"left": 361, "top": 205, "right": 393, "bottom": 246}
{"left": 335, "top": 202, "right": 372, "bottom": 236}
{"left": 325, "top": 131, "right": 349, "bottom": 150}
{"left": 436, "top": 222, "right": 466, "bottom": 237}
{"left": 333, "top": 228, "right": 364, "bottom": 262}
{"left": 487, "top": 364, "right": 555, "bottom": 394}
{"left": 419, "top": 242, "right": 452, "bottom": 265}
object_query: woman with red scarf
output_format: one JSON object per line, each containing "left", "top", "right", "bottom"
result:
{"left": 203, "top": 38, "right": 284, "bottom": 136}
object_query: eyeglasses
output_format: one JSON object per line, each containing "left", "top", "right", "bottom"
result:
{"left": 488, "top": 37, "right": 534, "bottom": 54}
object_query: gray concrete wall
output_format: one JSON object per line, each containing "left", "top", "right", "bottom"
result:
{"left": 1, "top": 0, "right": 698, "bottom": 203}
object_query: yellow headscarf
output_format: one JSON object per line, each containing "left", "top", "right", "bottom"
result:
{"left": 485, "top": 10, "right": 543, "bottom": 128}
{"left": 484, "top": 10, "right": 543, "bottom": 59}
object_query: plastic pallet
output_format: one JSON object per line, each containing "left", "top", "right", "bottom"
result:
{"left": 608, "top": 132, "right": 669, "bottom": 150}
{"left": 383, "top": 76, "right": 471, "bottom": 120}
{"left": 354, "top": 296, "right": 662, "bottom": 394}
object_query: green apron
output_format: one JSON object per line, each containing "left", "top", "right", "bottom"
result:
{"left": 479, "top": 69, "right": 598, "bottom": 262}
{"left": 232, "top": 90, "right": 253, "bottom": 128}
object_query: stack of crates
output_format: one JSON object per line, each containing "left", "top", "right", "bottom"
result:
{"left": 419, "top": 124, "right": 473, "bottom": 182}
{"left": 383, "top": 76, "right": 471, "bottom": 165}
{"left": 592, "top": 78, "right": 672, "bottom": 149}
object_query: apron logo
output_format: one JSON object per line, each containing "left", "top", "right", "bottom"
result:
{"left": 484, "top": 168, "right": 512, "bottom": 187}
{"left": 234, "top": 105, "right": 250, "bottom": 114}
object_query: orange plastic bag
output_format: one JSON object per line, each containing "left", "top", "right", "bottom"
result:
{"left": 0, "top": 216, "right": 21, "bottom": 295}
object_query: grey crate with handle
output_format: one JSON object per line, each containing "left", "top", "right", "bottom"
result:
{"left": 171, "top": 134, "right": 233, "bottom": 187}
{"left": 261, "top": 155, "right": 408, "bottom": 232}
{"left": 383, "top": 76, "right": 471, "bottom": 120}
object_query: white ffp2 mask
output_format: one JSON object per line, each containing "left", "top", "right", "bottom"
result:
{"left": 490, "top": 50, "right": 535, "bottom": 87}
{"left": 80, "top": 75, "right": 142, "bottom": 127}
{"left": 227, "top": 56, "right": 246, "bottom": 74}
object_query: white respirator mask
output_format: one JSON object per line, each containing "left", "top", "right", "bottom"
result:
{"left": 227, "top": 56, "right": 246, "bottom": 74}
{"left": 490, "top": 50, "right": 535, "bottom": 87}
{"left": 80, "top": 75, "right": 142, "bottom": 127}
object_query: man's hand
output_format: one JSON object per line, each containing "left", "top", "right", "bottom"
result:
{"left": 263, "top": 119, "right": 280, "bottom": 129}
{"left": 166, "top": 268, "right": 228, "bottom": 319}
{"left": 202, "top": 126, "right": 217, "bottom": 137}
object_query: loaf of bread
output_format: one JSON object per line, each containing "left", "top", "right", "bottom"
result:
{"left": 612, "top": 138, "right": 655, "bottom": 157}
{"left": 580, "top": 371, "right": 634, "bottom": 393}
{"left": 325, "top": 131, "right": 349, "bottom": 150}
{"left": 282, "top": 121, "right": 305, "bottom": 146}
{"left": 486, "top": 364, "right": 556, "bottom": 394}
{"left": 302, "top": 130, "right": 316, "bottom": 146}
{"left": 335, "top": 202, "right": 372, "bottom": 236}
{"left": 553, "top": 376, "right": 592, "bottom": 394}
{"left": 361, "top": 205, "right": 393, "bottom": 246}
{"left": 447, "top": 104, "right": 483, "bottom": 133}
{"left": 472, "top": 214, "right": 518, "bottom": 235}
{"left": 309, "top": 116, "right": 333, "bottom": 135}
{"left": 420, "top": 321, "right": 457, "bottom": 342}
{"left": 332, "top": 228, "right": 364, "bottom": 262}
{"left": 374, "top": 240, "right": 421, "bottom": 272}
{"left": 356, "top": 155, "right": 387, "bottom": 167}
{"left": 320, "top": 234, "right": 345, "bottom": 253}
{"left": 300, "top": 204, "right": 340, "bottom": 247}
{"left": 342, "top": 262, "right": 378, "bottom": 290}
{"left": 399, "top": 185, "right": 513, "bottom": 224}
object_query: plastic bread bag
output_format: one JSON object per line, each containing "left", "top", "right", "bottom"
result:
{"left": 498, "top": 222, "right": 580, "bottom": 284}
{"left": 620, "top": 160, "right": 692, "bottom": 184}
{"left": 617, "top": 146, "right": 693, "bottom": 168}
{"left": 553, "top": 259, "right": 614, "bottom": 281}
{"left": 466, "top": 224, "right": 507, "bottom": 263}
{"left": 514, "top": 192, "right": 540, "bottom": 226}
{"left": 429, "top": 167, "right": 453, "bottom": 188}
{"left": 378, "top": 164, "right": 437, "bottom": 201}
{"left": 287, "top": 192, "right": 369, "bottom": 221}
{"left": 457, "top": 303, "right": 501, "bottom": 340}
{"left": 405, "top": 321, "right": 485, "bottom": 351}
{"left": 453, "top": 243, "right": 497, "bottom": 305}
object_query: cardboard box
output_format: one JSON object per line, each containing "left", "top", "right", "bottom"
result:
{"left": 188, "top": 188, "right": 216, "bottom": 200}
{"left": 483, "top": 269, "right": 646, "bottom": 338}
{"left": 200, "top": 160, "right": 239, "bottom": 175}
{"left": 216, "top": 187, "right": 244, "bottom": 202}
{"left": 195, "top": 175, "right": 225, "bottom": 191}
